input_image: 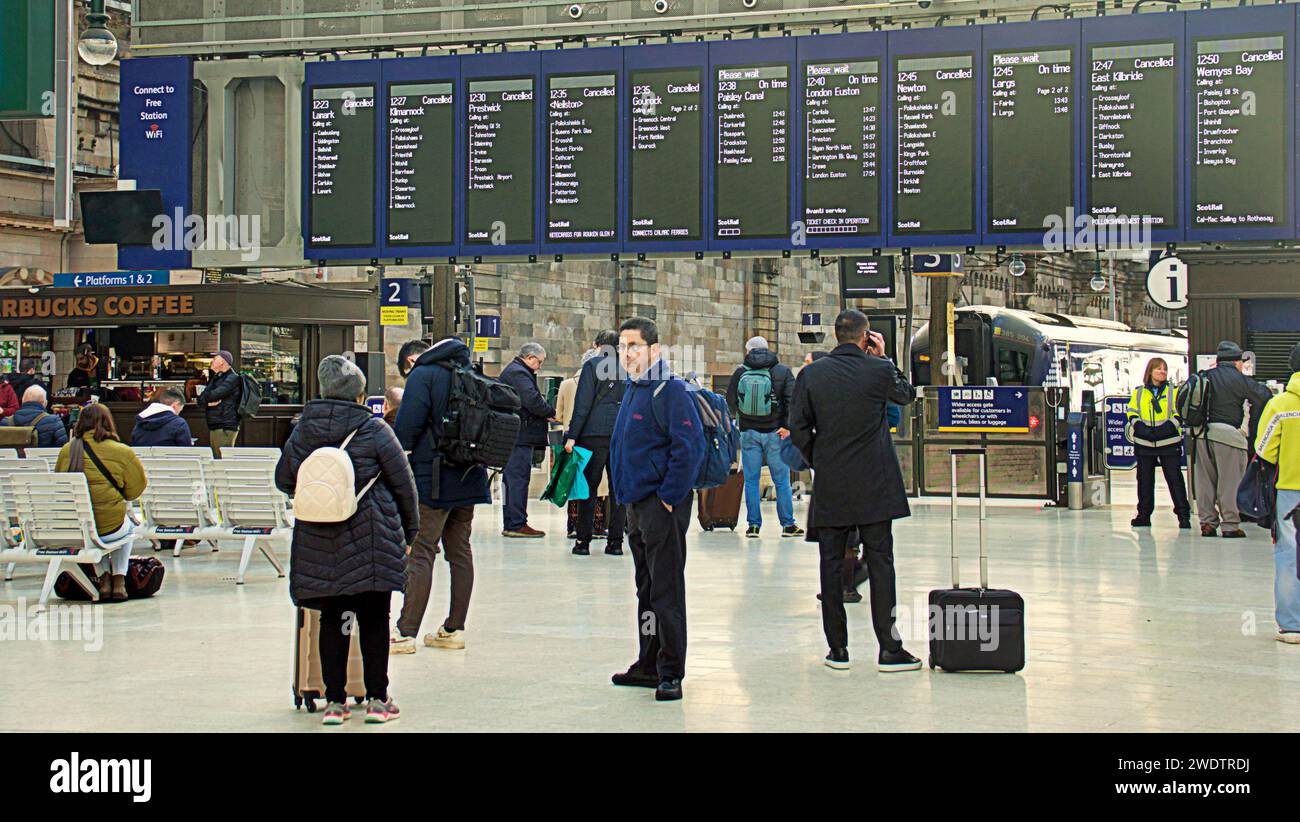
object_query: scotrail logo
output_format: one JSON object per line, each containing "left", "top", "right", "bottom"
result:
{"left": 50, "top": 752, "right": 151, "bottom": 803}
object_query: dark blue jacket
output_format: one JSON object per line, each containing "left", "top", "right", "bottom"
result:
{"left": 1, "top": 401, "right": 67, "bottom": 448}
{"left": 611, "top": 362, "right": 706, "bottom": 507}
{"left": 203, "top": 368, "right": 242, "bottom": 430}
{"left": 130, "top": 403, "right": 193, "bottom": 447}
{"left": 499, "top": 357, "right": 555, "bottom": 447}
{"left": 394, "top": 338, "right": 492, "bottom": 510}
{"left": 565, "top": 351, "right": 625, "bottom": 442}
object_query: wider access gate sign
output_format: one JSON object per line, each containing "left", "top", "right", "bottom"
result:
{"left": 937, "top": 386, "right": 1029, "bottom": 433}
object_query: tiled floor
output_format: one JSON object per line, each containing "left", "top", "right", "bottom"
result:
{"left": 1, "top": 481, "right": 1296, "bottom": 732}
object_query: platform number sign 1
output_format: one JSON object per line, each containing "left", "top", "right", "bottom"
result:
{"left": 1145, "top": 255, "right": 1188, "bottom": 311}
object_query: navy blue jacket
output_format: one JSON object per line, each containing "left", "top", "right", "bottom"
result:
{"left": 610, "top": 362, "right": 706, "bottom": 507}
{"left": 203, "top": 369, "right": 241, "bottom": 430}
{"left": 393, "top": 338, "right": 492, "bottom": 510}
{"left": 1, "top": 401, "right": 67, "bottom": 448}
{"left": 499, "top": 357, "right": 555, "bottom": 447}
{"left": 130, "top": 403, "right": 193, "bottom": 447}
{"left": 276, "top": 399, "right": 419, "bottom": 605}
{"left": 565, "top": 351, "right": 625, "bottom": 442}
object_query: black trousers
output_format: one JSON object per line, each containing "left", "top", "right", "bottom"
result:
{"left": 818, "top": 521, "right": 902, "bottom": 653}
{"left": 575, "top": 436, "right": 626, "bottom": 548}
{"left": 1136, "top": 451, "right": 1191, "bottom": 519}
{"left": 317, "top": 591, "right": 392, "bottom": 704}
{"left": 626, "top": 493, "right": 693, "bottom": 681}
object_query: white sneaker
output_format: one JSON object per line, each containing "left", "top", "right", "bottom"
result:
{"left": 424, "top": 626, "right": 465, "bottom": 650}
{"left": 389, "top": 627, "right": 416, "bottom": 655}
{"left": 1276, "top": 631, "right": 1300, "bottom": 645}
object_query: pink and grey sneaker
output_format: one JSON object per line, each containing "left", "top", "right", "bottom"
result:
{"left": 320, "top": 702, "right": 350, "bottom": 726}
{"left": 364, "top": 698, "right": 400, "bottom": 724}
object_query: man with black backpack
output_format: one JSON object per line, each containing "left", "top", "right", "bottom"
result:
{"left": 727, "top": 336, "right": 801, "bottom": 539}
{"left": 203, "top": 350, "right": 242, "bottom": 456}
{"left": 391, "top": 337, "right": 494, "bottom": 654}
{"left": 564, "top": 330, "right": 627, "bottom": 557}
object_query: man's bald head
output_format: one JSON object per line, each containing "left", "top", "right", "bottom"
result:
{"left": 21, "top": 385, "right": 46, "bottom": 406}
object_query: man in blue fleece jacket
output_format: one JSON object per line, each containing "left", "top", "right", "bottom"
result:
{"left": 609, "top": 316, "right": 704, "bottom": 702}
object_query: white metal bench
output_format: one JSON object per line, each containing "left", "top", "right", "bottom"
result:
{"left": 21, "top": 446, "right": 63, "bottom": 468}
{"left": 139, "top": 447, "right": 219, "bottom": 509}
{"left": 207, "top": 458, "right": 290, "bottom": 584}
{"left": 2, "top": 473, "right": 135, "bottom": 607}
{"left": 0, "top": 448, "right": 17, "bottom": 459}
{"left": 136, "top": 457, "right": 225, "bottom": 556}
{"left": 0, "top": 457, "right": 52, "bottom": 578}
{"left": 219, "top": 446, "right": 282, "bottom": 461}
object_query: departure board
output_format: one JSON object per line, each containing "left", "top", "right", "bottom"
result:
{"left": 465, "top": 76, "right": 535, "bottom": 246}
{"left": 1086, "top": 42, "right": 1178, "bottom": 230}
{"left": 629, "top": 68, "right": 704, "bottom": 242}
{"left": 308, "top": 85, "right": 376, "bottom": 247}
{"left": 386, "top": 82, "right": 455, "bottom": 247}
{"left": 987, "top": 48, "right": 1073, "bottom": 233}
{"left": 893, "top": 54, "right": 976, "bottom": 235}
{"left": 714, "top": 64, "right": 790, "bottom": 240}
{"left": 803, "top": 60, "right": 882, "bottom": 238}
{"left": 545, "top": 73, "right": 618, "bottom": 243}
{"left": 1191, "top": 35, "right": 1288, "bottom": 229}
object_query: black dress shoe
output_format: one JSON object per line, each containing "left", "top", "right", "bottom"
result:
{"left": 877, "top": 647, "right": 923, "bottom": 672}
{"left": 655, "top": 679, "right": 683, "bottom": 701}
{"left": 824, "top": 648, "right": 850, "bottom": 670}
{"left": 1178, "top": 516, "right": 1192, "bottom": 529}
{"left": 843, "top": 589, "right": 863, "bottom": 604}
{"left": 604, "top": 544, "right": 624, "bottom": 556}
{"left": 572, "top": 543, "right": 590, "bottom": 556}
{"left": 611, "top": 665, "right": 658, "bottom": 688}
{"left": 1130, "top": 516, "right": 1151, "bottom": 527}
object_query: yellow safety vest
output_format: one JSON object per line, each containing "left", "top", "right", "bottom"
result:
{"left": 1126, "top": 384, "right": 1182, "bottom": 448}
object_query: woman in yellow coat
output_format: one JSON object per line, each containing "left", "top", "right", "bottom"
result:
{"left": 1126, "top": 357, "right": 1191, "bottom": 530}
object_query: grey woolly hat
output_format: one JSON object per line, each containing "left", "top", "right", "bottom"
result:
{"left": 318, "top": 355, "right": 366, "bottom": 401}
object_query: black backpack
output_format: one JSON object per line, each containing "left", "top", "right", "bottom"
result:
{"left": 437, "top": 363, "right": 522, "bottom": 469}
{"left": 1176, "top": 370, "right": 1214, "bottom": 430}
{"left": 237, "top": 373, "right": 263, "bottom": 420}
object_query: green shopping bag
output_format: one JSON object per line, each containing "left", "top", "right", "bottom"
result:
{"left": 541, "top": 445, "right": 592, "bottom": 507}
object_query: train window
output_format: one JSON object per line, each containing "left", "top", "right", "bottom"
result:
{"left": 995, "top": 345, "right": 1031, "bottom": 386}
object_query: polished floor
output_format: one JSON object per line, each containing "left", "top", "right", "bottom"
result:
{"left": 1, "top": 478, "right": 1296, "bottom": 732}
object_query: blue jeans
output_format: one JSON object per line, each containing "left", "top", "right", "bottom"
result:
{"left": 1275, "top": 489, "right": 1300, "bottom": 633}
{"left": 740, "top": 429, "right": 795, "bottom": 529}
{"left": 503, "top": 444, "right": 535, "bottom": 531}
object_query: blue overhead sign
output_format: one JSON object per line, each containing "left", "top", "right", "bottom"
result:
{"left": 52, "top": 271, "right": 171, "bottom": 289}
{"left": 1104, "top": 395, "right": 1137, "bottom": 471}
{"left": 380, "top": 278, "right": 419, "bottom": 307}
{"left": 937, "top": 386, "right": 1029, "bottom": 433}
{"left": 475, "top": 314, "right": 501, "bottom": 338}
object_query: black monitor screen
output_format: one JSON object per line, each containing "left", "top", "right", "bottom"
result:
{"left": 465, "top": 76, "right": 536, "bottom": 246}
{"left": 308, "top": 84, "right": 377, "bottom": 247}
{"left": 629, "top": 67, "right": 704, "bottom": 242}
{"left": 386, "top": 81, "right": 456, "bottom": 247}
{"left": 79, "top": 189, "right": 165, "bottom": 246}
{"left": 545, "top": 72, "right": 618, "bottom": 243}
{"left": 841, "top": 256, "right": 896, "bottom": 299}
{"left": 714, "top": 64, "right": 791, "bottom": 240}
{"left": 803, "top": 59, "right": 882, "bottom": 238}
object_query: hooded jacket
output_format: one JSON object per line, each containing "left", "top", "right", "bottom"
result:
{"left": 727, "top": 348, "right": 795, "bottom": 432}
{"left": 130, "top": 402, "right": 194, "bottom": 447}
{"left": 393, "top": 338, "right": 492, "bottom": 510}
{"left": 275, "top": 399, "right": 419, "bottom": 605}
{"left": 565, "top": 350, "right": 626, "bottom": 442}
{"left": 1256, "top": 372, "right": 1300, "bottom": 492}
{"left": 2, "top": 401, "right": 67, "bottom": 447}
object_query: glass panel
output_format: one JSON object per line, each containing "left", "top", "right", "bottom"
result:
{"left": 232, "top": 77, "right": 286, "bottom": 246}
{"left": 242, "top": 325, "right": 303, "bottom": 404}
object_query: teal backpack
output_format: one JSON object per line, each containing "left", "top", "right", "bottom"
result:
{"left": 736, "top": 367, "right": 775, "bottom": 418}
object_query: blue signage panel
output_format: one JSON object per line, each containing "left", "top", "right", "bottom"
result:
{"left": 911, "top": 252, "right": 965, "bottom": 276}
{"left": 1104, "top": 394, "right": 1137, "bottom": 471}
{"left": 365, "top": 395, "right": 386, "bottom": 417}
{"left": 938, "top": 386, "right": 1029, "bottom": 432}
{"left": 475, "top": 314, "right": 501, "bottom": 338}
{"left": 380, "top": 277, "right": 419, "bottom": 306}
{"left": 52, "top": 271, "right": 171, "bottom": 289}
{"left": 1067, "top": 416, "right": 1084, "bottom": 482}
{"left": 118, "top": 56, "right": 193, "bottom": 270}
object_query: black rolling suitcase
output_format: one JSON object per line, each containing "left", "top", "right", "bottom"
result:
{"left": 928, "top": 448, "right": 1025, "bottom": 673}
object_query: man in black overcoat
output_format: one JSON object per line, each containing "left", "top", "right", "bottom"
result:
{"left": 790, "top": 309, "right": 922, "bottom": 673}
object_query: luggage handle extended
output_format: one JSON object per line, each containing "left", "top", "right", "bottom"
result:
{"left": 948, "top": 447, "right": 987, "bottom": 591}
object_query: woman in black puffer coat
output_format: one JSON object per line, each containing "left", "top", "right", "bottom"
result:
{"left": 276, "top": 355, "right": 419, "bottom": 726}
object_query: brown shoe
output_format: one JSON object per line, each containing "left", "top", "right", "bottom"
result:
{"left": 1201, "top": 525, "right": 1218, "bottom": 538}
{"left": 110, "top": 574, "right": 128, "bottom": 602}
{"left": 96, "top": 572, "right": 113, "bottom": 600}
{"left": 502, "top": 525, "right": 546, "bottom": 538}
{"left": 1221, "top": 528, "right": 1247, "bottom": 539}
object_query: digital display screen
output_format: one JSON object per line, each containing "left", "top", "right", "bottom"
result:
{"left": 386, "top": 81, "right": 455, "bottom": 247}
{"left": 1086, "top": 41, "right": 1178, "bottom": 230}
{"left": 1191, "top": 34, "right": 1289, "bottom": 229}
{"left": 803, "top": 60, "right": 882, "bottom": 238}
{"left": 841, "top": 256, "right": 896, "bottom": 299}
{"left": 893, "top": 54, "right": 976, "bottom": 235}
{"left": 465, "top": 76, "right": 535, "bottom": 246}
{"left": 714, "top": 64, "right": 790, "bottom": 240}
{"left": 308, "top": 84, "right": 376, "bottom": 247}
{"left": 545, "top": 72, "right": 618, "bottom": 243}
{"left": 629, "top": 67, "right": 704, "bottom": 242}
{"left": 988, "top": 48, "right": 1074, "bottom": 233}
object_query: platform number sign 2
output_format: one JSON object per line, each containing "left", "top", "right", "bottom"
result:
{"left": 1145, "top": 255, "right": 1188, "bottom": 311}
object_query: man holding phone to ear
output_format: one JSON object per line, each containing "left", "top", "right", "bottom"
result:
{"left": 791, "top": 309, "right": 921, "bottom": 673}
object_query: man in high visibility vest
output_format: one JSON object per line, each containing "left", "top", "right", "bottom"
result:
{"left": 1255, "top": 343, "right": 1300, "bottom": 644}
{"left": 1126, "top": 357, "right": 1191, "bottom": 530}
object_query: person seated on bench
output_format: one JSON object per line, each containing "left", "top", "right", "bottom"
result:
{"left": 1, "top": 385, "right": 68, "bottom": 447}
{"left": 56, "top": 403, "right": 148, "bottom": 603}
{"left": 131, "top": 386, "right": 194, "bottom": 447}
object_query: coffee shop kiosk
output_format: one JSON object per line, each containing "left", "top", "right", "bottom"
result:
{"left": 0, "top": 282, "right": 372, "bottom": 446}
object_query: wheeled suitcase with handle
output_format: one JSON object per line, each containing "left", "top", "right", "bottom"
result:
{"left": 697, "top": 470, "right": 743, "bottom": 531}
{"left": 928, "top": 448, "right": 1025, "bottom": 673}
{"left": 293, "top": 607, "right": 366, "bottom": 711}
